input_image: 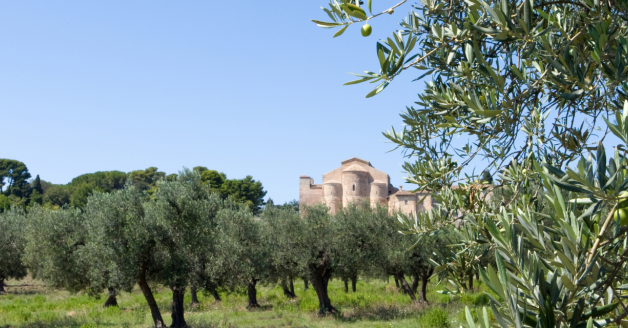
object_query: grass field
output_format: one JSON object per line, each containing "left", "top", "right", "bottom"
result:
{"left": 0, "top": 276, "right": 493, "bottom": 328}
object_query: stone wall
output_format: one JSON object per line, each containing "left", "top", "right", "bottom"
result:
{"left": 299, "top": 176, "right": 323, "bottom": 209}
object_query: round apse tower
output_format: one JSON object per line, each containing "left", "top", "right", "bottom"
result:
{"left": 323, "top": 180, "right": 342, "bottom": 214}
{"left": 370, "top": 180, "right": 388, "bottom": 207}
{"left": 342, "top": 164, "right": 370, "bottom": 207}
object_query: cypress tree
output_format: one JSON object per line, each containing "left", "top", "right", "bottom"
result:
{"left": 30, "top": 175, "right": 43, "bottom": 205}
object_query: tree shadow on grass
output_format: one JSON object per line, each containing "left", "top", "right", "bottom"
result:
{"left": 247, "top": 304, "right": 274, "bottom": 312}
{"left": 4, "top": 287, "right": 48, "bottom": 295}
{"left": 330, "top": 303, "right": 438, "bottom": 323}
{"left": 0, "top": 316, "right": 122, "bottom": 328}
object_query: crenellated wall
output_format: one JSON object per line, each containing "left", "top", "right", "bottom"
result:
{"left": 299, "top": 176, "right": 323, "bottom": 208}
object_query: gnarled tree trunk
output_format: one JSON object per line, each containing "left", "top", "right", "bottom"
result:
{"left": 207, "top": 283, "right": 221, "bottom": 302}
{"left": 468, "top": 272, "right": 473, "bottom": 291}
{"left": 394, "top": 277, "right": 400, "bottom": 288}
{"left": 351, "top": 276, "right": 357, "bottom": 292}
{"left": 419, "top": 268, "right": 433, "bottom": 303}
{"left": 247, "top": 279, "right": 260, "bottom": 309}
{"left": 343, "top": 279, "right": 349, "bottom": 293}
{"left": 138, "top": 265, "right": 165, "bottom": 328}
{"left": 190, "top": 286, "right": 199, "bottom": 306}
{"left": 289, "top": 276, "right": 294, "bottom": 295}
{"left": 103, "top": 287, "right": 118, "bottom": 308}
{"left": 303, "top": 278, "right": 309, "bottom": 291}
{"left": 0, "top": 278, "right": 6, "bottom": 295}
{"left": 309, "top": 261, "right": 335, "bottom": 315}
{"left": 394, "top": 273, "right": 417, "bottom": 303}
{"left": 170, "top": 286, "right": 187, "bottom": 328}
{"left": 280, "top": 279, "right": 296, "bottom": 298}
{"left": 410, "top": 274, "right": 419, "bottom": 294}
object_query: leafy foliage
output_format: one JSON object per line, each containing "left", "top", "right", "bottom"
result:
{"left": 314, "top": 0, "right": 628, "bottom": 190}
{"left": 314, "top": 0, "right": 628, "bottom": 326}
{"left": 0, "top": 208, "right": 27, "bottom": 292}
{"left": 0, "top": 159, "right": 31, "bottom": 200}
{"left": 24, "top": 206, "right": 90, "bottom": 294}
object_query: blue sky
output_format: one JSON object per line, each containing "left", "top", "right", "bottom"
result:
{"left": 1, "top": 1, "right": 430, "bottom": 203}
{"left": 2, "top": 1, "right": 619, "bottom": 204}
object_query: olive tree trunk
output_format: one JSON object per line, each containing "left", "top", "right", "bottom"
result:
{"left": 190, "top": 287, "right": 199, "bottom": 306}
{"left": 351, "top": 276, "right": 357, "bottom": 292}
{"left": 309, "top": 262, "right": 335, "bottom": 314}
{"left": 289, "top": 276, "right": 295, "bottom": 295}
{"left": 394, "top": 273, "right": 417, "bottom": 303}
{"left": 138, "top": 265, "right": 165, "bottom": 328}
{"left": 0, "top": 278, "right": 6, "bottom": 295}
{"left": 419, "top": 268, "right": 433, "bottom": 303}
{"left": 468, "top": 272, "right": 473, "bottom": 291}
{"left": 303, "top": 278, "right": 309, "bottom": 291}
{"left": 343, "top": 279, "right": 349, "bottom": 293}
{"left": 207, "top": 283, "right": 221, "bottom": 302}
{"left": 394, "top": 277, "right": 400, "bottom": 288}
{"left": 170, "top": 286, "right": 187, "bottom": 328}
{"left": 280, "top": 279, "right": 296, "bottom": 298}
{"left": 247, "top": 279, "right": 260, "bottom": 309}
{"left": 103, "top": 287, "right": 118, "bottom": 308}
{"left": 410, "top": 274, "right": 419, "bottom": 294}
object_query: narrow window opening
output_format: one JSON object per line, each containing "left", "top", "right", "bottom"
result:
{"left": 352, "top": 184, "right": 355, "bottom": 191}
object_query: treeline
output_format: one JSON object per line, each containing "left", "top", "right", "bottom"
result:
{"left": 0, "top": 169, "right": 465, "bottom": 328}
{"left": 0, "top": 159, "right": 266, "bottom": 213}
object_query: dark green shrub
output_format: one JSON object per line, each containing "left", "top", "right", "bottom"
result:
{"left": 418, "top": 307, "right": 449, "bottom": 328}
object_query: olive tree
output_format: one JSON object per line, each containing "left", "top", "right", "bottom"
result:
{"left": 212, "top": 201, "right": 270, "bottom": 309}
{"left": 333, "top": 202, "right": 387, "bottom": 293}
{"left": 297, "top": 205, "right": 337, "bottom": 314}
{"left": 260, "top": 206, "right": 305, "bottom": 298}
{"left": 376, "top": 210, "right": 423, "bottom": 303}
{"left": 23, "top": 206, "right": 93, "bottom": 294}
{"left": 83, "top": 184, "right": 167, "bottom": 327}
{"left": 0, "top": 208, "right": 27, "bottom": 294}
{"left": 142, "top": 169, "right": 222, "bottom": 327}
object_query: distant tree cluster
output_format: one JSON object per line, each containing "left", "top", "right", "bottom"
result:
{"left": 0, "top": 170, "right": 457, "bottom": 327}
{"left": 0, "top": 160, "right": 267, "bottom": 214}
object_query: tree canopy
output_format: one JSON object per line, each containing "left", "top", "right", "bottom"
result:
{"left": 313, "top": 0, "right": 628, "bottom": 190}
{"left": 0, "top": 159, "right": 31, "bottom": 199}
{"left": 0, "top": 208, "right": 27, "bottom": 294}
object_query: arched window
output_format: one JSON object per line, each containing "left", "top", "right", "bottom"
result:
{"left": 352, "top": 184, "right": 355, "bottom": 191}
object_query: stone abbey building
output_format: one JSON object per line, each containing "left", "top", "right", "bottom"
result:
{"left": 299, "top": 157, "right": 433, "bottom": 215}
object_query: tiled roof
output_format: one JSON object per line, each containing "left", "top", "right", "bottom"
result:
{"left": 341, "top": 157, "right": 373, "bottom": 167}
{"left": 393, "top": 190, "right": 416, "bottom": 196}
{"left": 343, "top": 164, "right": 368, "bottom": 172}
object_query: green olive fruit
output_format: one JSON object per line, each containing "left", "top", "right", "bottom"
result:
{"left": 361, "top": 24, "right": 372, "bottom": 37}
{"left": 614, "top": 208, "right": 628, "bottom": 225}
{"left": 619, "top": 191, "right": 628, "bottom": 207}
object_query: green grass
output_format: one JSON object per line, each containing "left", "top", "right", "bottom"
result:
{"left": 0, "top": 276, "right": 493, "bottom": 328}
